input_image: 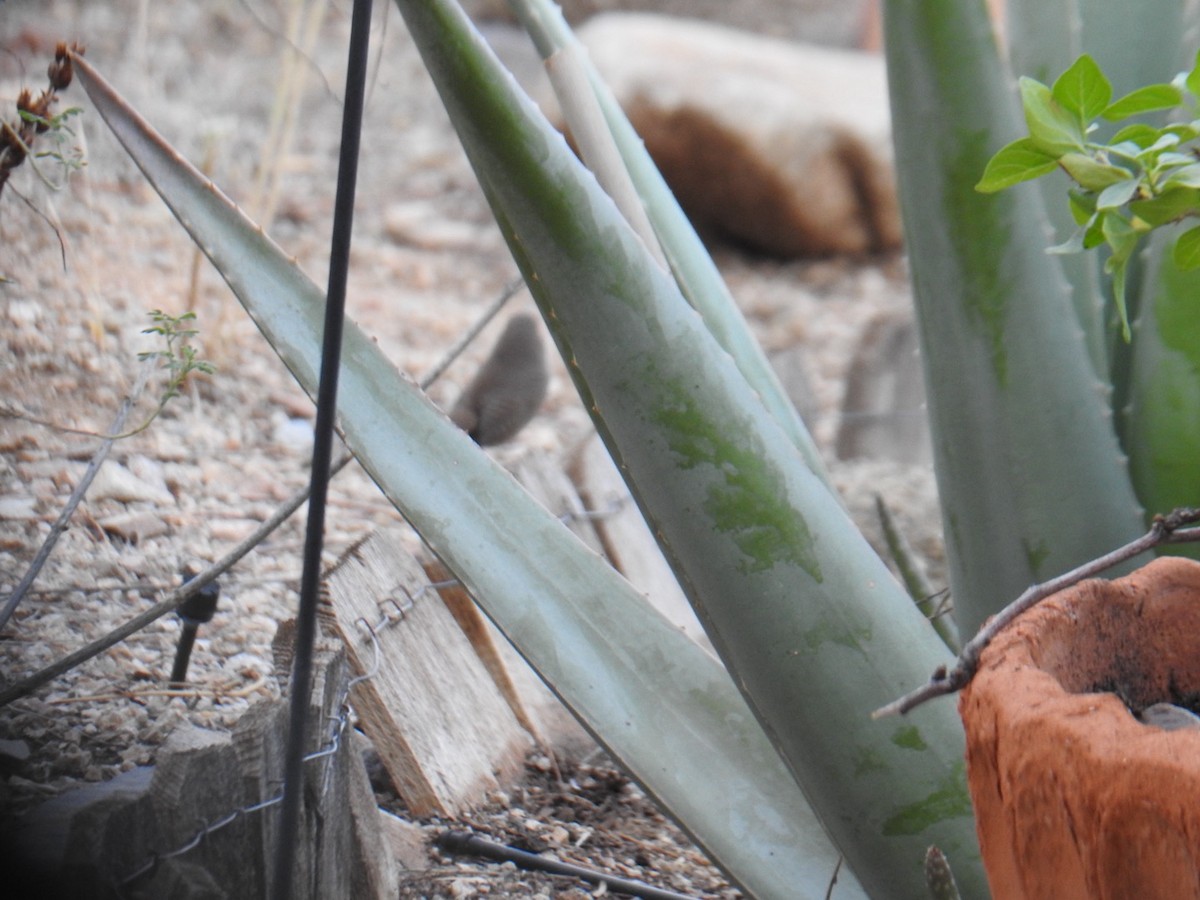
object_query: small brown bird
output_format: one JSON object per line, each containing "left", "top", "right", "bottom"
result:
{"left": 450, "top": 314, "right": 549, "bottom": 446}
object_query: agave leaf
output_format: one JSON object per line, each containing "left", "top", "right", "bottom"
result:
{"left": 391, "top": 1, "right": 987, "bottom": 895}
{"left": 1003, "top": 0, "right": 1110, "bottom": 379}
{"left": 882, "top": 0, "right": 1147, "bottom": 636}
{"left": 505, "top": 0, "right": 834, "bottom": 488}
{"left": 69, "top": 52, "right": 864, "bottom": 900}
{"left": 1127, "top": 228, "right": 1200, "bottom": 559}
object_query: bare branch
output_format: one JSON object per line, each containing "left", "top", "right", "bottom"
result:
{"left": 873, "top": 508, "right": 1200, "bottom": 719}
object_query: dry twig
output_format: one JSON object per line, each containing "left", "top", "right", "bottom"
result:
{"left": 873, "top": 507, "right": 1200, "bottom": 719}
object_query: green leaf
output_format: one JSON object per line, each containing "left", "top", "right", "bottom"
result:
{"left": 975, "top": 137, "right": 1058, "bottom": 192}
{"left": 1047, "top": 227, "right": 1086, "bottom": 255}
{"left": 1157, "top": 151, "right": 1198, "bottom": 168}
{"left": 1019, "top": 76, "right": 1087, "bottom": 154}
{"left": 1103, "top": 211, "right": 1140, "bottom": 262}
{"left": 1140, "top": 132, "right": 1182, "bottom": 159}
{"left": 1068, "top": 188, "right": 1097, "bottom": 225}
{"left": 1164, "top": 123, "right": 1200, "bottom": 143}
{"left": 1103, "top": 83, "right": 1184, "bottom": 120}
{"left": 1173, "top": 224, "right": 1200, "bottom": 269}
{"left": 1096, "top": 176, "right": 1140, "bottom": 210}
{"left": 1131, "top": 186, "right": 1200, "bottom": 225}
{"left": 1186, "top": 47, "right": 1200, "bottom": 99}
{"left": 1051, "top": 54, "right": 1112, "bottom": 125}
{"left": 1084, "top": 212, "right": 1108, "bottom": 249}
{"left": 1108, "top": 256, "right": 1133, "bottom": 341}
{"left": 1162, "top": 163, "right": 1200, "bottom": 189}
{"left": 1104, "top": 214, "right": 1139, "bottom": 341}
{"left": 1058, "top": 152, "right": 1132, "bottom": 191}
{"left": 1111, "top": 123, "right": 1163, "bottom": 148}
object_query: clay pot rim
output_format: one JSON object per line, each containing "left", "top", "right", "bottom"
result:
{"left": 963, "top": 556, "right": 1200, "bottom": 766}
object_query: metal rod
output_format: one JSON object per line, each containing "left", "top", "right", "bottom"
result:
{"left": 270, "top": 0, "right": 373, "bottom": 895}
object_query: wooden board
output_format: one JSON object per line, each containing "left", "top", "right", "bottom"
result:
{"left": 322, "top": 529, "right": 531, "bottom": 817}
{"left": 426, "top": 559, "right": 595, "bottom": 760}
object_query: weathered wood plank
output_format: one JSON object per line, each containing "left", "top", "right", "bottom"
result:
{"left": 426, "top": 559, "right": 595, "bottom": 759}
{"left": 322, "top": 529, "right": 531, "bottom": 817}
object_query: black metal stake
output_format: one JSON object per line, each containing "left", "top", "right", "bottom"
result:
{"left": 168, "top": 577, "right": 221, "bottom": 685}
{"left": 269, "top": 0, "right": 373, "bottom": 896}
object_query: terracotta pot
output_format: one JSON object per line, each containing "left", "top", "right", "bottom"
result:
{"left": 959, "top": 556, "right": 1200, "bottom": 900}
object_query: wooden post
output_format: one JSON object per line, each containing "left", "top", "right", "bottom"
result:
{"left": 6, "top": 640, "right": 396, "bottom": 900}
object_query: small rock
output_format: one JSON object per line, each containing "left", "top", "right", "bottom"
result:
{"left": 1138, "top": 702, "right": 1200, "bottom": 732}
{"left": 0, "top": 739, "right": 31, "bottom": 766}
{"left": 90, "top": 460, "right": 175, "bottom": 505}
{"left": 0, "top": 495, "right": 37, "bottom": 518}
{"left": 98, "top": 510, "right": 171, "bottom": 543}
{"left": 271, "top": 410, "right": 314, "bottom": 450}
{"left": 6, "top": 298, "right": 42, "bottom": 326}
{"left": 450, "top": 315, "right": 549, "bottom": 446}
{"left": 209, "top": 519, "right": 260, "bottom": 543}
{"left": 384, "top": 200, "right": 489, "bottom": 251}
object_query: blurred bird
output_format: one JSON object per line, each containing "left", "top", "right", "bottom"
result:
{"left": 450, "top": 313, "right": 548, "bottom": 446}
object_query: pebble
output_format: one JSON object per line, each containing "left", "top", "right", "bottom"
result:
{"left": 98, "top": 511, "right": 171, "bottom": 543}
{"left": 0, "top": 739, "right": 31, "bottom": 765}
{"left": 90, "top": 460, "right": 175, "bottom": 505}
{"left": 0, "top": 496, "right": 37, "bottom": 519}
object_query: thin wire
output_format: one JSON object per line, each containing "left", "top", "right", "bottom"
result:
{"left": 271, "top": 1, "right": 373, "bottom": 894}
{"left": 558, "top": 495, "right": 629, "bottom": 524}
{"left": 417, "top": 276, "right": 524, "bottom": 389}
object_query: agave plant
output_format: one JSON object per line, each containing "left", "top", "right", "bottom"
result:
{"left": 68, "top": 0, "right": 1199, "bottom": 896}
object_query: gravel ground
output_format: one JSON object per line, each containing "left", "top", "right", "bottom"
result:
{"left": 0, "top": 2, "right": 944, "bottom": 896}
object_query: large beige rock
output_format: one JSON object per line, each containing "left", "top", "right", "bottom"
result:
{"left": 576, "top": 13, "right": 901, "bottom": 258}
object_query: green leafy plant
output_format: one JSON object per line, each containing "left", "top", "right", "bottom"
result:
{"left": 978, "top": 50, "right": 1200, "bottom": 336}
{"left": 12, "top": 106, "right": 87, "bottom": 188}
{"left": 0, "top": 309, "right": 214, "bottom": 440}
{"left": 63, "top": 0, "right": 1200, "bottom": 895}
{"left": 0, "top": 42, "right": 85, "bottom": 199}
{"left": 130, "top": 309, "right": 216, "bottom": 436}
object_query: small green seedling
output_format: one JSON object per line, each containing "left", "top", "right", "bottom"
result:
{"left": 978, "top": 50, "right": 1200, "bottom": 339}
{"left": 14, "top": 106, "right": 87, "bottom": 189}
{"left": 131, "top": 309, "right": 216, "bottom": 436}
